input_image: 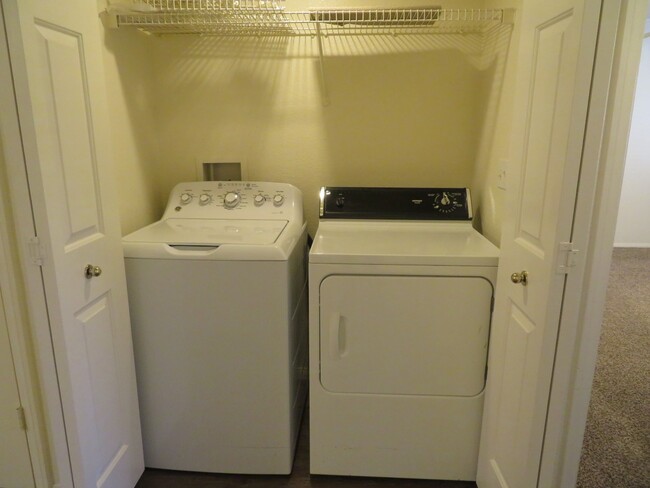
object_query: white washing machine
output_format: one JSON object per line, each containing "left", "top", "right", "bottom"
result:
{"left": 309, "top": 187, "right": 499, "bottom": 481}
{"left": 123, "top": 181, "right": 308, "bottom": 474}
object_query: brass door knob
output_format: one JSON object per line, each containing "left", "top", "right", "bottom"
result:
{"left": 511, "top": 270, "right": 528, "bottom": 286}
{"left": 84, "top": 264, "right": 102, "bottom": 279}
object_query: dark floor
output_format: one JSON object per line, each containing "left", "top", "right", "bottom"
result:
{"left": 136, "top": 409, "right": 477, "bottom": 488}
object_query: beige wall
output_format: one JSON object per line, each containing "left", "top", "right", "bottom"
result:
{"left": 152, "top": 39, "right": 488, "bottom": 235}
{"left": 615, "top": 26, "right": 650, "bottom": 246}
{"left": 100, "top": 13, "right": 161, "bottom": 236}
{"left": 471, "top": 0, "right": 521, "bottom": 246}
{"left": 102, "top": 0, "right": 515, "bottom": 239}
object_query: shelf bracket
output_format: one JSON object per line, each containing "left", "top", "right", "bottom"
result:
{"left": 502, "top": 8, "right": 516, "bottom": 25}
{"left": 315, "top": 22, "right": 330, "bottom": 107}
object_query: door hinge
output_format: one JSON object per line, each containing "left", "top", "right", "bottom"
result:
{"left": 27, "top": 236, "right": 44, "bottom": 265}
{"left": 557, "top": 241, "right": 579, "bottom": 274}
{"left": 16, "top": 406, "right": 27, "bottom": 430}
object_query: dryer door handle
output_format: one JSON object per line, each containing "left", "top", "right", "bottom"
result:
{"left": 329, "top": 313, "right": 347, "bottom": 359}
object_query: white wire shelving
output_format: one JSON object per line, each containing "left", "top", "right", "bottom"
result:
{"left": 102, "top": 1, "right": 514, "bottom": 105}
{"left": 104, "top": 1, "right": 513, "bottom": 37}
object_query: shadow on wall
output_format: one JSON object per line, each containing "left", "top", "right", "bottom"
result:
{"left": 102, "top": 27, "right": 164, "bottom": 235}
{"left": 150, "top": 35, "right": 290, "bottom": 205}
{"left": 108, "top": 26, "right": 512, "bottom": 233}
{"left": 318, "top": 49, "right": 495, "bottom": 189}
{"left": 470, "top": 21, "right": 516, "bottom": 243}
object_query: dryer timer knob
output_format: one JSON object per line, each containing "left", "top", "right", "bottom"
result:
{"left": 180, "top": 192, "right": 193, "bottom": 205}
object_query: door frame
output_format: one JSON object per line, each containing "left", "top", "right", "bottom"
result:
{"left": 0, "top": 1, "right": 646, "bottom": 487}
{"left": 0, "top": 280, "right": 37, "bottom": 486}
{"left": 0, "top": 1, "right": 73, "bottom": 486}
{"left": 538, "top": 1, "right": 648, "bottom": 486}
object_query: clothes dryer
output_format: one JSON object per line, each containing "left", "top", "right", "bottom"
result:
{"left": 309, "top": 187, "right": 499, "bottom": 481}
{"left": 123, "top": 181, "right": 308, "bottom": 474}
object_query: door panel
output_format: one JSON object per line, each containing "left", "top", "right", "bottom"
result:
{"left": 74, "top": 293, "right": 124, "bottom": 475}
{"left": 477, "top": 1, "right": 601, "bottom": 487}
{"left": 319, "top": 275, "right": 493, "bottom": 397}
{"left": 491, "top": 302, "right": 536, "bottom": 484}
{"left": 33, "top": 21, "right": 103, "bottom": 245}
{"left": 519, "top": 12, "right": 573, "bottom": 247}
{"left": 4, "top": 0, "right": 144, "bottom": 486}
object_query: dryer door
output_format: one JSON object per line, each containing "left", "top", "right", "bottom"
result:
{"left": 319, "top": 274, "right": 493, "bottom": 397}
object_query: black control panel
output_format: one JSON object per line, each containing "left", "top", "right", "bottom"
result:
{"left": 320, "top": 187, "right": 472, "bottom": 221}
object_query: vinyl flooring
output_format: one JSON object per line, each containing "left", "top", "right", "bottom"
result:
{"left": 136, "top": 408, "right": 477, "bottom": 488}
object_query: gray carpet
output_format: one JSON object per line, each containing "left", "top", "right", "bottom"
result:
{"left": 577, "top": 248, "right": 650, "bottom": 488}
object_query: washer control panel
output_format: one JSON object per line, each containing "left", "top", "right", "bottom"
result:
{"left": 320, "top": 187, "right": 472, "bottom": 221}
{"left": 163, "top": 181, "right": 302, "bottom": 221}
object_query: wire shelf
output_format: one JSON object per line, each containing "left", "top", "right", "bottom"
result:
{"left": 106, "top": 3, "right": 511, "bottom": 37}
{"left": 113, "top": 0, "right": 285, "bottom": 12}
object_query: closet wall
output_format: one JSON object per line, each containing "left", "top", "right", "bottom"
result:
{"left": 472, "top": 0, "right": 521, "bottom": 245}
{"left": 615, "top": 22, "right": 650, "bottom": 247}
{"left": 101, "top": 20, "right": 160, "bottom": 235}
{"left": 101, "top": 0, "right": 519, "bottom": 240}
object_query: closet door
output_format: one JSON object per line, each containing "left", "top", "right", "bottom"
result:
{"left": 0, "top": 289, "right": 34, "bottom": 487}
{"left": 2, "top": 0, "right": 144, "bottom": 486}
{"left": 477, "top": 0, "right": 602, "bottom": 487}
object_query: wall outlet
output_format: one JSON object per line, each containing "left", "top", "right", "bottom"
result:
{"left": 497, "top": 159, "right": 508, "bottom": 190}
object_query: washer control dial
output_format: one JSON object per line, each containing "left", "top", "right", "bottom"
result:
{"left": 272, "top": 194, "right": 285, "bottom": 207}
{"left": 253, "top": 194, "right": 266, "bottom": 207}
{"left": 223, "top": 191, "right": 241, "bottom": 209}
{"left": 199, "top": 193, "right": 212, "bottom": 206}
{"left": 180, "top": 192, "right": 193, "bottom": 205}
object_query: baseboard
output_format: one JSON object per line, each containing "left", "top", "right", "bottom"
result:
{"left": 613, "top": 243, "right": 650, "bottom": 248}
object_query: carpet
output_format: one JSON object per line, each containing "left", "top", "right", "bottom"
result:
{"left": 577, "top": 248, "right": 650, "bottom": 488}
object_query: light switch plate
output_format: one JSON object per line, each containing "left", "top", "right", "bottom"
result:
{"left": 497, "top": 159, "right": 508, "bottom": 190}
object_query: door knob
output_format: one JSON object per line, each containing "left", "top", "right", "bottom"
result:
{"left": 84, "top": 264, "right": 102, "bottom": 279}
{"left": 510, "top": 270, "right": 528, "bottom": 286}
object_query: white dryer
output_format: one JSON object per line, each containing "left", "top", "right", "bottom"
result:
{"left": 309, "top": 187, "right": 499, "bottom": 481}
{"left": 123, "top": 181, "right": 308, "bottom": 474}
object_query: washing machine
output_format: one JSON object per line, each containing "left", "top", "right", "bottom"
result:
{"left": 122, "top": 181, "right": 308, "bottom": 474}
{"left": 309, "top": 186, "right": 499, "bottom": 481}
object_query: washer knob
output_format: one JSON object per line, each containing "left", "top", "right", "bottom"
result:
{"left": 223, "top": 191, "right": 240, "bottom": 209}
{"left": 180, "top": 192, "right": 193, "bottom": 205}
{"left": 199, "top": 194, "right": 212, "bottom": 206}
{"left": 273, "top": 194, "right": 285, "bottom": 207}
{"left": 254, "top": 194, "right": 266, "bottom": 207}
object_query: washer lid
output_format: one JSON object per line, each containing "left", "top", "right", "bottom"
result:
{"left": 123, "top": 218, "right": 288, "bottom": 246}
{"left": 310, "top": 221, "right": 499, "bottom": 266}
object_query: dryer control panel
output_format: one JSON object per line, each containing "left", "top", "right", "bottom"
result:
{"left": 319, "top": 187, "right": 472, "bottom": 221}
{"left": 163, "top": 181, "right": 303, "bottom": 222}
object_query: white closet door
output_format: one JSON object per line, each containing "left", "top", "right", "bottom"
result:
{"left": 2, "top": 0, "right": 144, "bottom": 486}
{"left": 319, "top": 275, "right": 493, "bottom": 396}
{"left": 476, "top": 0, "right": 602, "bottom": 486}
